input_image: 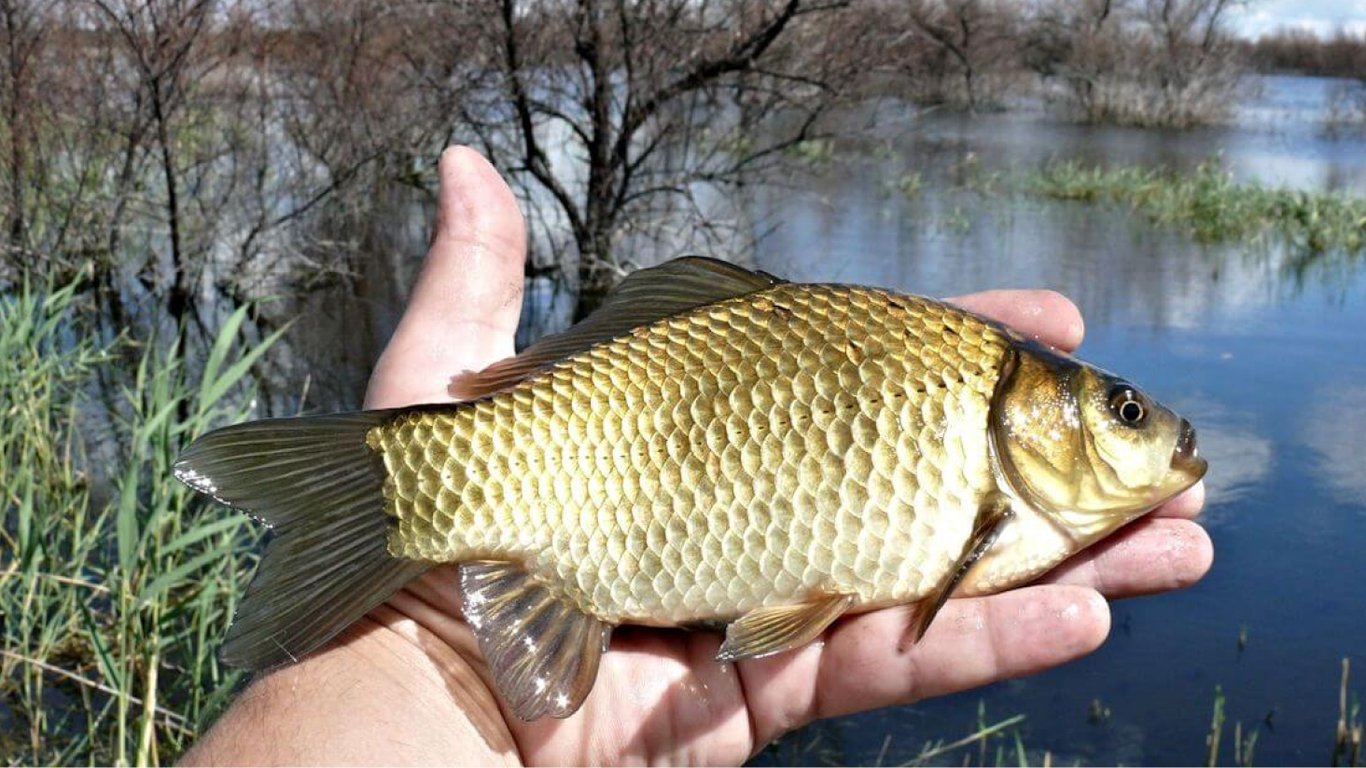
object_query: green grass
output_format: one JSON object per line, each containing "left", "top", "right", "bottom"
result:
{"left": 1, "top": 279, "right": 282, "bottom": 765}
{"left": 1335, "top": 658, "right": 1363, "bottom": 768}
{"left": 888, "top": 156, "right": 1366, "bottom": 266}
{"left": 753, "top": 702, "right": 1033, "bottom": 767}
{"left": 902, "top": 703, "right": 1031, "bottom": 767}
{"left": 1201, "top": 659, "right": 1362, "bottom": 768}
{"left": 1205, "top": 685, "right": 1260, "bottom": 767}
{"left": 1024, "top": 160, "right": 1366, "bottom": 256}
{"left": 761, "top": 665, "right": 1361, "bottom": 767}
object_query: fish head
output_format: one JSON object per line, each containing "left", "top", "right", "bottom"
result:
{"left": 990, "top": 342, "right": 1207, "bottom": 540}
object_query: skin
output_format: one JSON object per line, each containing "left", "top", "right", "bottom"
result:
{"left": 181, "top": 146, "right": 1212, "bottom": 766}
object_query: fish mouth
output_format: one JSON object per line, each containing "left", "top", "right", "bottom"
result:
{"left": 1170, "top": 418, "right": 1208, "bottom": 480}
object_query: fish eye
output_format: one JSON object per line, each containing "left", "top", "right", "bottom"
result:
{"left": 1108, "top": 385, "right": 1147, "bottom": 426}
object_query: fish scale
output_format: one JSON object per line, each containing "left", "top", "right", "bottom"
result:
{"left": 369, "top": 283, "right": 1014, "bottom": 624}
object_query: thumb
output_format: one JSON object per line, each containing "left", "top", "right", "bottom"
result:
{"left": 366, "top": 147, "right": 527, "bottom": 409}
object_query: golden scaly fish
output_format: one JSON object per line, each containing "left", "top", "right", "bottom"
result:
{"left": 175, "top": 257, "right": 1206, "bottom": 720}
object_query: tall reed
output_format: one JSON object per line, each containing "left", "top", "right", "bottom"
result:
{"left": 1, "top": 279, "right": 284, "bottom": 765}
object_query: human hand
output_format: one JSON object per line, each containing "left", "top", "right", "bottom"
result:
{"left": 363, "top": 147, "right": 1212, "bottom": 764}
{"left": 183, "top": 147, "right": 1210, "bottom": 766}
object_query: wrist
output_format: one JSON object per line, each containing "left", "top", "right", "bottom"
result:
{"left": 183, "top": 582, "right": 520, "bottom": 766}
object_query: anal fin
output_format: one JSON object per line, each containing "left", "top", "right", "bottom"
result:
{"left": 715, "top": 593, "right": 853, "bottom": 662}
{"left": 906, "top": 495, "right": 1015, "bottom": 647}
{"left": 460, "top": 561, "right": 612, "bottom": 721}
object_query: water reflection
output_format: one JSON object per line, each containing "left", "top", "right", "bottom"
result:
{"left": 1299, "top": 383, "right": 1366, "bottom": 507}
{"left": 1173, "top": 396, "right": 1275, "bottom": 510}
{"left": 751, "top": 158, "right": 1309, "bottom": 335}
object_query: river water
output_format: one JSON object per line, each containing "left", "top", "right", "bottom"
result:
{"left": 283, "top": 75, "right": 1365, "bottom": 764}
{"left": 740, "top": 75, "right": 1366, "bottom": 765}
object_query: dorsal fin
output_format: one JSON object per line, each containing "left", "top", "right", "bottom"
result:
{"left": 450, "top": 256, "right": 784, "bottom": 400}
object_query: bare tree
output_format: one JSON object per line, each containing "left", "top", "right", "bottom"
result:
{"left": 0, "top": 1, "right": 154, "bottom": 300}
{"left": 900, "top": 0, "right": 1022, "bottom": 112}
{"left": 3, "top": 0, "right": 873, "bottom": 413}
{"left": 1027, "top": 0, "right": 1243, "bottom": 127}
{"left": 1141, "top": 0, "right": 1241, "bottom": 121}
{"left": 0, "top": 0, "right": 52, "bottom": 255}
{"left": 89, "top": 0, "right": 219, "bottom": 340}
{"left": 1026, "top": 0, "right": 1121, "bottom": 118}
{"left": 441, "top": 0, "right": 858, "bottom": 316}
{"left": 250, "top": 0, "right": 485, "bottom": 405}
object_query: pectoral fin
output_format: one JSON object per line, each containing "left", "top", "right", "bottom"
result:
{"left": 715, "top": 593, "right": 854, "bottom": 662}
{"left": 460, "top": 561, "right": 612, "bottom": 721}
{"left": 905, "top": 495, "right": 1015, "bottom": 647}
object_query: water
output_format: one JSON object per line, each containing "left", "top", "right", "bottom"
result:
{"left": 739, "top": 77, "right": 1366, "bottom": 765}
{"left": 279, "top": 75, "right": 1365, "bottom": 764}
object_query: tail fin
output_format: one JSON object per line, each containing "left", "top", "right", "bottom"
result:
{"left": 174, "top": 412, "right": 431, "bottom": 670}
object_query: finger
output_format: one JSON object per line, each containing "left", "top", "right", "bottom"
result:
{"left": 739, "top": 584, "right": 1109, "bottom": 745}
{"left": 947, "top": 289, "right": 1086, "bottom": 352}
{"left": 366, "top": 147, "right": 526, "bottom": 409}
{"left": 1042, "top": 517, "right": 1213, "bottom": 598}
{"left": 1150, "top": 480, "right": 1205, "bottom": 519}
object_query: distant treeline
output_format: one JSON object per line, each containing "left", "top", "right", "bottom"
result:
{"left": 1242, "top": 28, "right": 1366, "bottom": 80}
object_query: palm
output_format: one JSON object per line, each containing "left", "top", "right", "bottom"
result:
{"left": 363, "top": 148, "right": 1210, "bottom": 766}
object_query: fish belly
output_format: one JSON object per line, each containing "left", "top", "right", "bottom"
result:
{"left": 374, "top": 284, "right": 1012, "bottom": 624}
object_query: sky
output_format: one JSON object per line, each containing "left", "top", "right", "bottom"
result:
{"left": 1230, "top": 0, "right": 1366, "bottom": 38}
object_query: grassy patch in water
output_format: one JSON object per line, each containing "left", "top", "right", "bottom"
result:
{"left": 752, "top": 702, "right": 1035, "bottom": 767}
{"left": 1023, "top": 160, "right": 1366, "bottom": 256}
{"left": 0, "top": 279, "right": 282, "bottom": 764}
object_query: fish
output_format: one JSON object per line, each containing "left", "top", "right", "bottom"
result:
{"left": 174, "top": 256, "right": 1207, "bottom": 720}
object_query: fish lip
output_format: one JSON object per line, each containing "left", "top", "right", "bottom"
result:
{"left": 1171, "top": 418, "right": 1208, "bottom": 480}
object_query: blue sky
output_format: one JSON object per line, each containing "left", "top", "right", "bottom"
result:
{"left": 1231, "top": 0, "right": 1366, "bottom": 38}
